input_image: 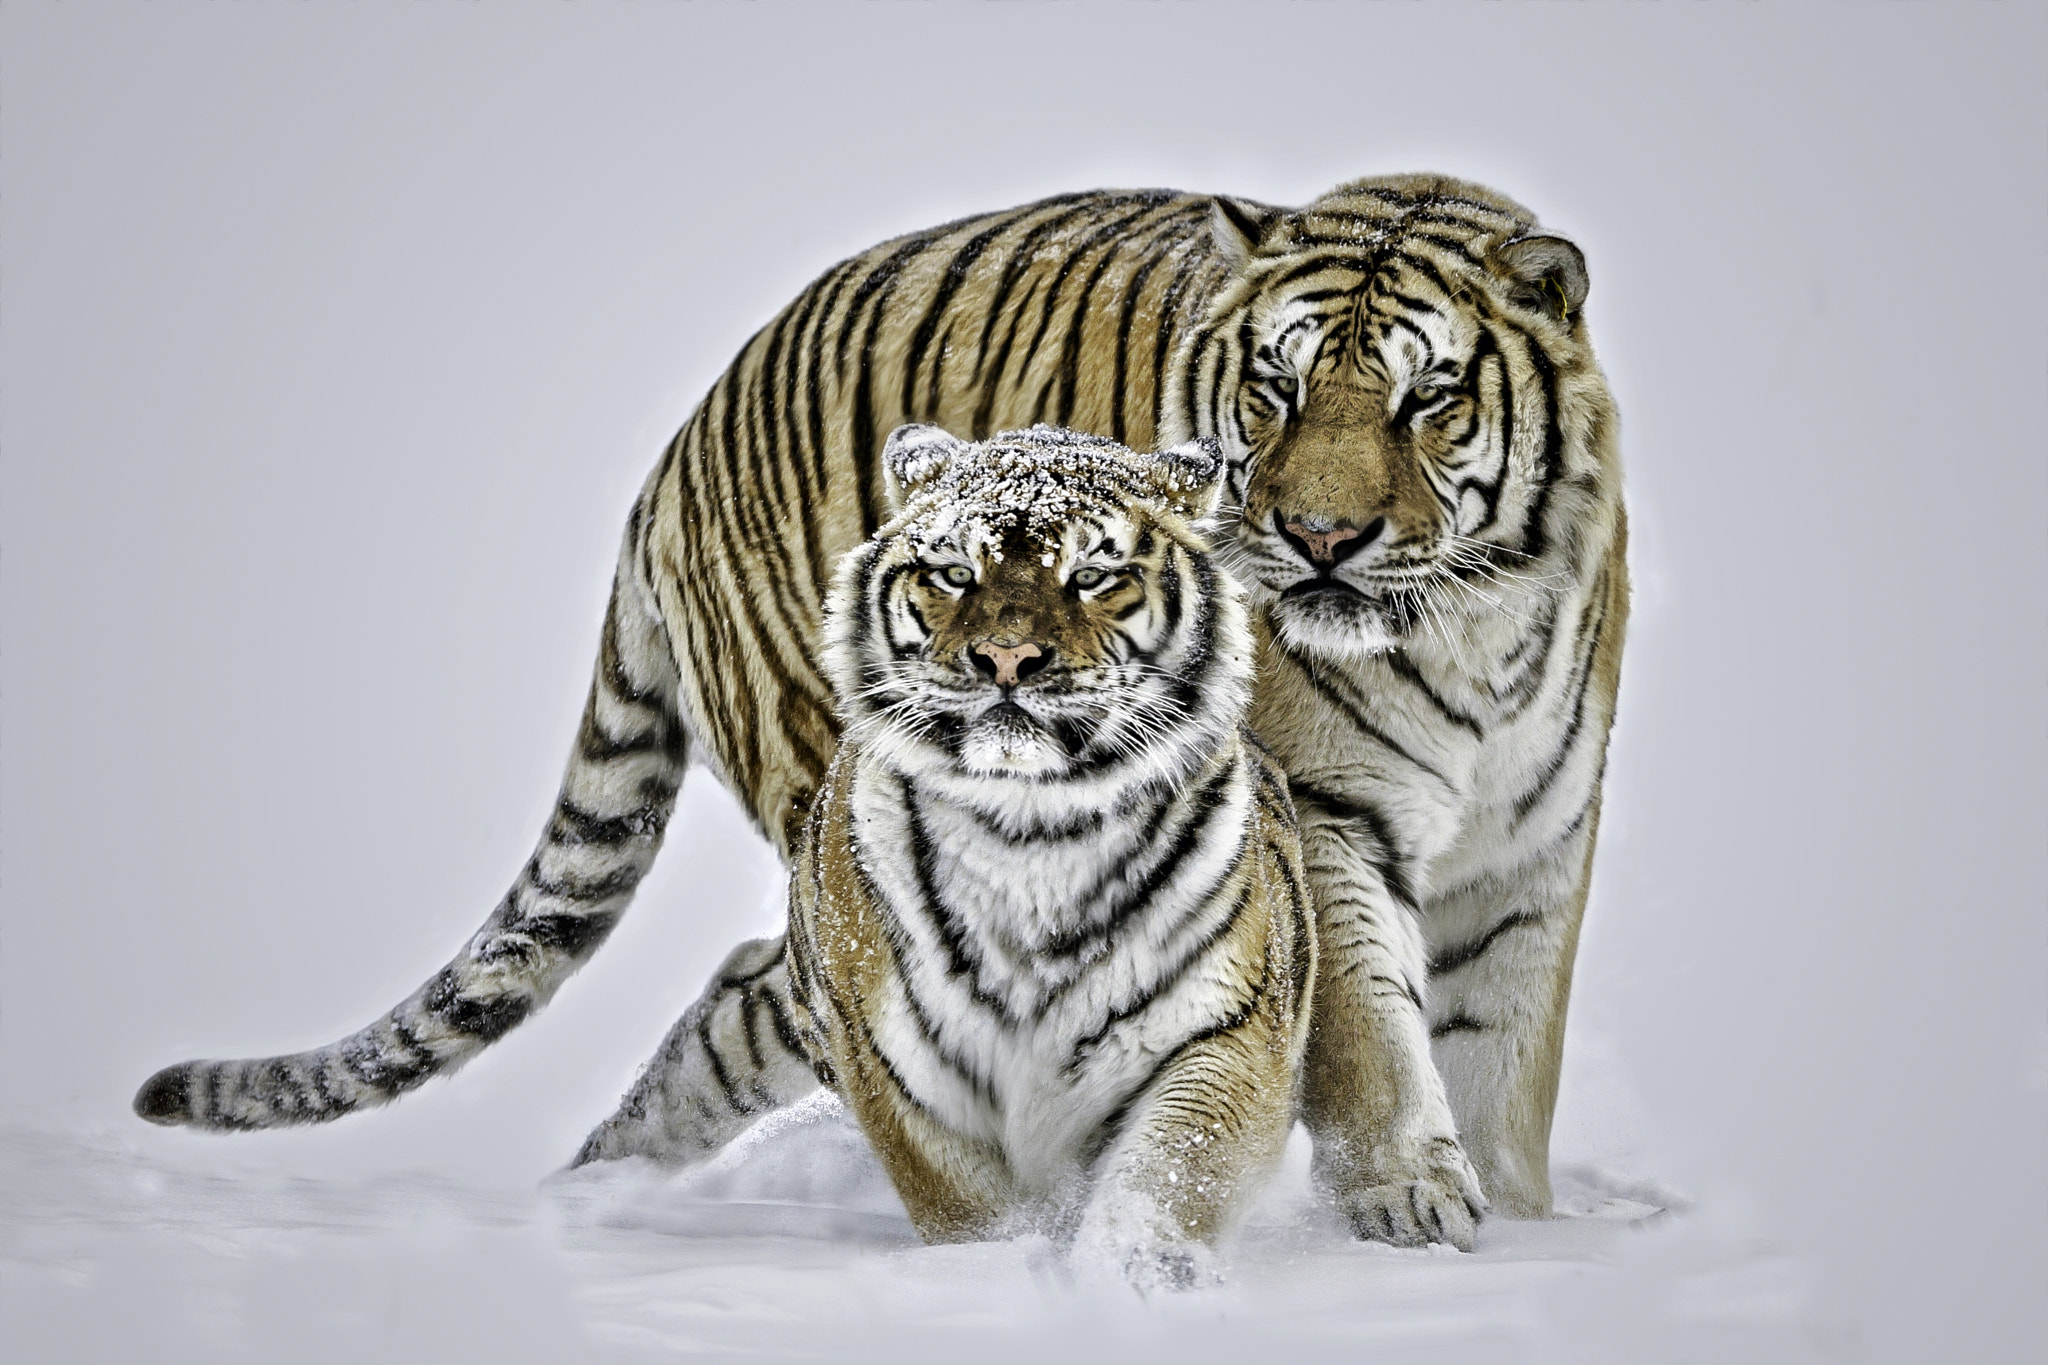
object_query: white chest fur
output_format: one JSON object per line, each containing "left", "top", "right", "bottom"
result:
{"left": 842, "top": 747, "right": 1257, "bottom": 1195}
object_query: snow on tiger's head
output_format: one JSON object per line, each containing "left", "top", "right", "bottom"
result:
{"left": 822, "top": 425, "right": 1253, "bottom": 802}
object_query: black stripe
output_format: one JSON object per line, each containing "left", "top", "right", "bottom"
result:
{"left": 770, "top": 279, "right": 830, "bottom": 589}
{"left": 1276, "top": 836, "right": 1314, "bottom": 1016}
{"left": 1388, "top": 249, "right": 1464, "bottom": 304}
{"left": 695, "top": 1013, "right": 753, "bottom": 1115}
{"left": 1429, "top": 911, "right": 1541, "bottom": 975}
{"left": 958, "top": 800, "right": 1108, "bottom": 844}
{"left": 899, "top": 213, "right": 1022, "bottom": 419}
{"left": 578, "top": 717, "right": 674, "bottom": 764}
{"left": 1040, "top": 753, "right": 1241, "bottom": 960}
{"left": 1383, "top": 651, "right": 1484, "bottom": 738}
{"left": 1518, "top": 328, "right": 1564, "bottom": 562}
{"left": 517, "top": 910, "right": 622, "bottom": 958}
{"left": 852, "top": 817, "right": 1001, "bottom": 1106}
{"left": 1110, "top": 228, "right": 1183, "bottom": 443}
{"left": 553, "top": 799, "right": 662, "bottom": 845}
{"left": 900, "top": 780, "right": 1014, "bottom": 1021}
{"left": 756, "top": 979, "right": 810, "bottom": 1068}
{"left": 1047, "top": 200, "right": 1190, "bottom": 428}
{"left": 422, "top": 967, "right": 531, "bottom": 1041}
{"left": 801, "top": 258, "right": 859, "bottom": 547}
{"left": 1404, "top": 231, "right": 1482, "bottom": 266}
{"left": 1015, "top": 195, "right": 1178, "bottom": 394}
{"left": 714, "top": 354, "right": 820, "bottom": 716}
{"left": 718, "top": 943, "right": 792, "bottom": 991}
{"left": 1080, "top": 972, "right": 1268, "bottom": 1165}
{"left": 1288, "top": 778, "right": 1419, "bottom": 910}
{"left": 1494, "top": 594, "right": 1561, "bottom": 716}
{"left": 1280, "top": 650, "right": 1456, "bottom": 792}
{"left": 844, "top": 231, "right": 954, "bottom": 535}
{"left": 1149, "top": 243, "right": 1216, "bottom": 438}
{"left": 339, "top": 1032, "right": 429, "bottom": 1094}
{"left": 1453, "top": 333, "right": 1508, "bottom": 537}
{"left": 526, "top": 855, "right": 643, "bottom": 904}
{"left": 1510, "top": 584, "right": 1608, "bottom": 826}
{"left": 1067, "top": 876, "right": 1256, "bottom": 1068}
{"left": 968, "top": 199, "right": 1122, "bottom": 436}
{"left": 747, "top": 305, "right": 811, "bottom": 609}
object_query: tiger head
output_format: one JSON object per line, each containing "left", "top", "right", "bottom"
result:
{"left": 824, "top": 424, "right": 1251, "bottom": 804}
{"left": 1170, "top": 173, "right": 1617, "bottom": 659}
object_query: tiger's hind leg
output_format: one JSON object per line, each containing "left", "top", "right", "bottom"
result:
{"left": 571, "top": 935, "right": 820, "bottom": 1167}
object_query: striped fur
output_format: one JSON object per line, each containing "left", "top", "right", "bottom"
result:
{"left": 136, "top": 175, "right": 1623, "bottom": 1250}
{"left": 1179, "top": 187, "right": 1626, "bottom": 1231}
{"left": 782, "top": 427, "right": 1312, "bottom": 1282}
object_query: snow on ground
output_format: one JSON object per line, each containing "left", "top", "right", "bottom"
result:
{"left": 3, "top": 1093, "right": 1821, "bottom": 1364}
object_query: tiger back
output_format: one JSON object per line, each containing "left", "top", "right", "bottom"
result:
{"left": 785, "top": 424, "right": 1313, "bottom": 1283}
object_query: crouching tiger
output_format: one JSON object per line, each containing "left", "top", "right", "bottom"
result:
{"left": 787, "top": 424, "right": 1312, "bottom": 1283}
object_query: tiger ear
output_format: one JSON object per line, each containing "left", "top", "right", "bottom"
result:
{"left": 1210, "top": 196, "right": 1282, "bottom": 264}
{"left": 882, "top": 424, "right": 969, "bottom": 510}
{"left": 1494, "top": 234, "right": 1589, "bottom": 322}
{"left": 1144, "top": 438, "right": 1228, "bottom": 521}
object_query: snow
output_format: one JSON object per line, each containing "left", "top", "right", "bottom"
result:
{"left": 891, "top": 427, "right": 1195, "bottom": 556}
{"left": 2, "top": 1097, "right": 1819, "bottom": 1363}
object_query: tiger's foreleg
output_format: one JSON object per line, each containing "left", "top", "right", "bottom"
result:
{"left": 570, "top": 935, "right": 820, "bottom": 1167}
{"left": 1425, "top": 806, "right": 1601, "bottom": 1218}
{"left": 1296, "top": 806, "right": 1487, "bottom": 1250}
{"left": 1074, "top": 1025, "right": 1301, "bottom": 1290}
{"left": 823, "top": 1037, "right": 1013, "bottom": 1245}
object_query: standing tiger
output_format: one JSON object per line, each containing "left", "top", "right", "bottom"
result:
{"left": 136, "top": 173, "right": 1625, "bottom": 1254}
{"left": 785, "top": 424, "right": 1312, "bottom": 1285}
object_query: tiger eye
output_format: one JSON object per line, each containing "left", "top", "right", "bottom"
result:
{"left": 940, "top": 565, "right": 975, "bottom": 588}
{"left": 1413, "top": 381, "right": 1443, "bottom": 402}
{"left": 1071, "top": 566, "right": 1111, "bottom": 590}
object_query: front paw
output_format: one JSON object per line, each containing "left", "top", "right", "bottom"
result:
{"left": 1329, "top": 1136, "right": 1487, "bottom": 1251}
{"left": 1118, "top": 1239, "right": 1220, "bottom": 1294}
{"left": 1071, "top": 1192, "right": 1221, "bottom": 1293}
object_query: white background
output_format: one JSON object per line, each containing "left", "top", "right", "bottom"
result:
{"left": 3, "top": 3, "right": 2043, "bottom": 1361}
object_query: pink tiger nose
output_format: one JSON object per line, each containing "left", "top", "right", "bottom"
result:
{"left": 971, "top": 639, "right": 1048, "bottom": 687}
{"left": 1283, "top": 521, "right": 1364, "bottom": 565}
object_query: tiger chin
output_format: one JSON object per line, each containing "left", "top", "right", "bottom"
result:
{"left": 784, "top": 424, "right": 1316, "bottom": 1288}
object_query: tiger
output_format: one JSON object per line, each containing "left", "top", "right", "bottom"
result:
{"left": 779, "top": 423, "right": 1312, "bottom": 1286}
{"left": 136, "top": 173, "right": 1625, "bottom": 1256}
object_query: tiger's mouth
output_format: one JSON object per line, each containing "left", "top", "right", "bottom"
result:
{"left": 1262, "top": 575, "right": 1408, "bottom": 658}
{"left": 1279, "top": 578, "right": 1367, "bottom": 602}
{"left": 954, "top": 694, "right": 1070, "bottom": 776}
{"left": 883, "top": 657, "right": 1193, "bottom": 777}
{"left": 980, "top": 697, "right": 1040, "bottom": 725}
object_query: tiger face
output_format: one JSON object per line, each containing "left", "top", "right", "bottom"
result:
{"left": 1186, "top": 177, "right": 1601, "bottom": 659}
{"left": 824, "top": 425, "right": 1249, "bottom": 797}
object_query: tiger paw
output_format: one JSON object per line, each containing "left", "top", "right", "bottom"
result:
{"left": 1071, "top": 1234, "right": 1221, "bottom": 1295}
{"left": 1329, "top": 1135, "right": 1487, "bottom": 1251}
{"left": 1071, "top": 1192, "right": 1222, "bottom": 1293}
{"left": 1121, "top": 1239, "right": 1220, "bottom": 1294}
